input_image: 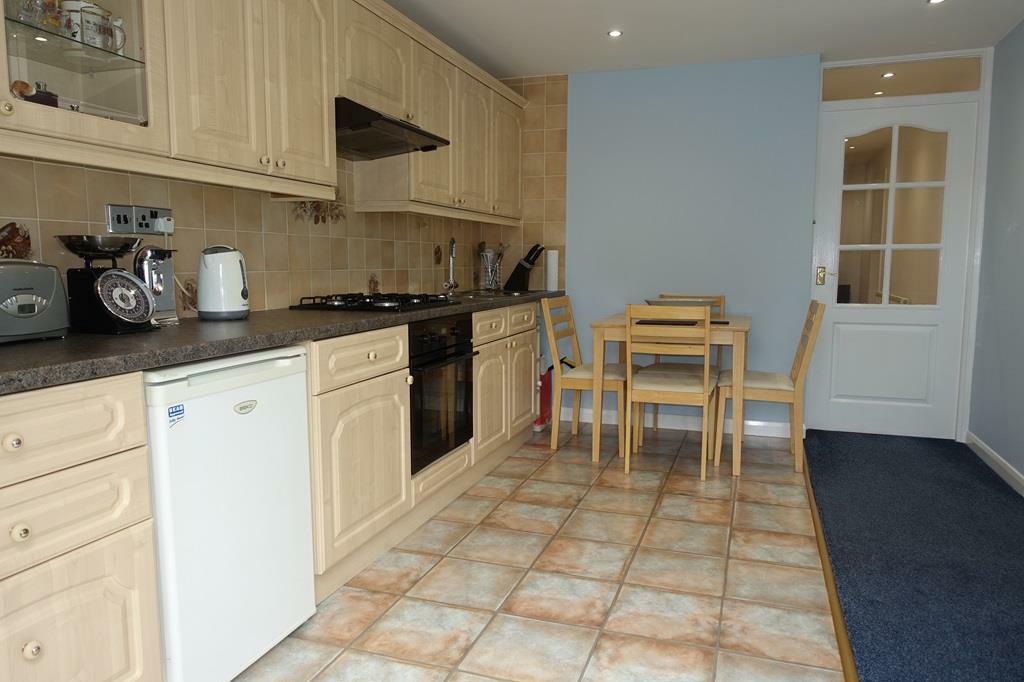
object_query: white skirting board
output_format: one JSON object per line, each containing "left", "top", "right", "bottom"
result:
{"left": 560, "top": 407, "right": 792, "bottom": 439}
{"left": 966, "top": 431, "right": 1024, "bottom": 497}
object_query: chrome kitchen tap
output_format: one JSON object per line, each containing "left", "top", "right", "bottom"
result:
{"left": 443, "top": 237, "right": 458, "bottom": 292}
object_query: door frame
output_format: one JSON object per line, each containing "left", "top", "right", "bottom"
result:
{"left": 816, "top": 48, "right": 994, "bottom": 442}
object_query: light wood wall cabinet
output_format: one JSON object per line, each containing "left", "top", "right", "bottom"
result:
{"left": 166, "top": 0, "right": 336, "bottom": 185}
{"left": 0, "top": 0, "right": 170, "bottom": 155}
{"left": 337, "top": 0, "right": 412, "bottom": 120}
{"left": 490, "top": 92, "right": 524, "bottom": 219}
{"left": 343, "top": 0, "right": 526, "bottom": 226}
{"left": 0, "top": 521, "right": 162, "bottom": 682}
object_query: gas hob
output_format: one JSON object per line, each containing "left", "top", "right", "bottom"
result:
{"left": 289, "top": 292, "right": 457, "bottom": 312}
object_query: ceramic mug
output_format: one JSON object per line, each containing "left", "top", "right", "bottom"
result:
{"left": 79, "top": 3, "right": 108, "bottom": 49}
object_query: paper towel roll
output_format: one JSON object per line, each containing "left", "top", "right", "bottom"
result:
{"left": 545, "top": 250, "right": 559, "bottom": 291}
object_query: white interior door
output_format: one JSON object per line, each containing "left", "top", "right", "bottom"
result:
{"left": 807, "top": 100, "right": 977, "bottom": 437}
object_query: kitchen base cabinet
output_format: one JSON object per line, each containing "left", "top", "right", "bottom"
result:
{"left": 0, "top": 521, "right": 162, "bottom": 682}
{"left": 473, "top": 339, "right": 510, "bottom": 461}
{"left": 474, "top": 328, "right": 538, "bottom": 461}
{"left": 509, "top": 330, "right": 539, "bottom": 434}
{"left": 311, "top": 368, "right": 413, "bottom": 575}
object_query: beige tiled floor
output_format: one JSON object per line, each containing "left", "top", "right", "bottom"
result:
{"left": 236, "top": 425, "right": 843, "bottom": 682}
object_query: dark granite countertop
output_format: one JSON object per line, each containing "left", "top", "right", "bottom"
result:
{"left": 0, "top": 291, "right": 563, "bottom": 396}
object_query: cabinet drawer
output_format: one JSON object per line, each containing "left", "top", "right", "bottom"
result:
{"left": 508, "top": 303, "right": 538, "bottom": 335}
{"left": 0, "top": 374, "right": 146, "bottom": 488}
{"left": 310, "top": 325, "right": 408, "bottom": 394}
{"left": 0, "top": 521, "right": 162, "bottom": 682}
{"left": 413, "top": 442, "right": 472, "bottom": 504}
{"left": 473, "top": 309, "right": 509, "bottom": 346}
{"left": 0, "top": 447, "right": 151, "bottom": 581}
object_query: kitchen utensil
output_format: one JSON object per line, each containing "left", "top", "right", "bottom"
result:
{"left": 480, "top": 249, "right": 500, "bottom": 290}
{"left": 135, "top": 245, "right": 178, "bottom": 326}
{"left": 0, "top": 259, "right": 69, "bottom": 343}
{"left": 197, "top": 245, "right": 249, "bottom": 320}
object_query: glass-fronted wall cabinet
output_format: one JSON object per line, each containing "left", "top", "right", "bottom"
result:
{"left": 0, "top": 0, "right": 167, "bottom": 153}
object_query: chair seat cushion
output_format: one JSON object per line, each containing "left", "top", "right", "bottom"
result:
{"left": 719, "top": 369, "right": 794, "bottom": 392}
{"left": 633, "top": 366, "right": 717, "bottom": 394}
{"left": 564, "top": 363, "right": 635, "bottom": 382}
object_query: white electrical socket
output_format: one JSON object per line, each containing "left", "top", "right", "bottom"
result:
{"left": 106, "top": 204, "right": 174, "bottom": 235}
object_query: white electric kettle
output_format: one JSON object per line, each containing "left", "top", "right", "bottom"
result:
{"left": 197, "top": 246, "right": 249, "bottom": 320}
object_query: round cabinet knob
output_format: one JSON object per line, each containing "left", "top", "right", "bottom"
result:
{"left": 22, "top": 640, "right": 42, "bottom": 660}
{"left": 3, "top": 433, "right": 23, "bottom": 451}
{"left": 1, "top": 101, "right": 14, "bottom": 115}
{"left": 367, "top": 351, "right": 378, "bottom": 361}
{"left": 489, "top": 322, "right": 497, "bottom": 329}
{"left": 259, "top": 155, "right": 271, "bottom": 166}
{"left": 276, "top": 158, "right": 287, "bottom": 168}
{"left": 406, "top": 375, "right": 414, "bottom": 385}
{"left": 11, "top": 523, "right": 31, "bottom": 542}
{"left": 407, "top": 112, "right": 415, "bottom": 121}
{"left": 511, "top": 341, "right": 518, "bottom": 348}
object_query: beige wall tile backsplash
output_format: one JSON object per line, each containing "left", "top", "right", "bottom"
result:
{"left": 0, "top": 156, "right": 535, "bottom": 318}
{"left": 502, "top": 74, "right": 568, "bottom": 289}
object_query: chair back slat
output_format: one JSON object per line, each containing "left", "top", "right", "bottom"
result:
{"left": 658, "top": 294, "right": 726, "bottom": 319}
{"left": 541, "top": 296, "right": 583, "bottom": 379}
{"left": 790, "top": 300, "right": 826, "bottom": 385}
{"left": 626, "top": 304, "right": 713, "bottom": 393}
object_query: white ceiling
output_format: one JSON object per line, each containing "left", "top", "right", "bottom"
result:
{"left": 384, "top": 0, "right": 1024, "bottom": 78}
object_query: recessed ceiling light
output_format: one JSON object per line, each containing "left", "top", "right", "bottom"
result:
{"left": 927, "top": 0, "right": 945, "bottom": 5}
{"left": 874, "top": 91, "right": 884, "bottom": 96}
{"left": 33, "top": 36, "right": 47, "bottom": 42}
{"left": 843, "top": 138, "right": 849, "bottom": 142}
{"left": 882, "top": 72, "right": 895, "bottom": 79}
{"left": 607, "top": 29, "right": 623, "bottom": 38}
{"left": 849, "top": 146, "right": 857, "bottom": 150}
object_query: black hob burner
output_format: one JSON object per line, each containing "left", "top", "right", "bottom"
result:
{"left": 290, "top": 292, "right": 457, "bottom": 312}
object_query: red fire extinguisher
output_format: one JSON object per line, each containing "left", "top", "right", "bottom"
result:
{"left": 534, "top": 366, "right": 552, "bottom": 431}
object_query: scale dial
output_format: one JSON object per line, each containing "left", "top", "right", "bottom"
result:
{"left": 95, "top": 270, "right": 155, "bottom": 324}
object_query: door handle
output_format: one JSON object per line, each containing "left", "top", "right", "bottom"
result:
{"left": 815, "top": 266, "right": 838, "bottom": 286}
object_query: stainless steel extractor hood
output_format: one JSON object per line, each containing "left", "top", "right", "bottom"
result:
{"left": 335, "top": 97, "right": 450, "bottom": 161}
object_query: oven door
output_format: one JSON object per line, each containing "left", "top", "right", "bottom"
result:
{"left": 410, "top": 348, "right": 476, "bottom": 475}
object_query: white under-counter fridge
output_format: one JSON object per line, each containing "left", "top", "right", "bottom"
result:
{"left": 144, "top": 347, "right": 315, "bottom": 682}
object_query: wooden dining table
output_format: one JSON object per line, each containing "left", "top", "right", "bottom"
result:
{"left": 589, "top": 314, "right": 752, "bottom": 476}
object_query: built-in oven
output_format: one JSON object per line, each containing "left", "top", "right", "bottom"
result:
{"left": 409, "top": 313, "right": 475, "bottom": 475}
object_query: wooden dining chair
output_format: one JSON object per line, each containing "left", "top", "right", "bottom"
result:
{"left": 648, "top": 294, "right": 726, "bottom": 435}
{"left": 624, "top": 304, "right": 718, "bottom": 478}
{"left": 541, "top": 296, "right": 631, "bottom": 457}
{"left": 714, "top": 300, "right": 825, "bottom": 472}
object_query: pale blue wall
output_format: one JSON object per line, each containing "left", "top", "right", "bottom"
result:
{"left": 564, "top": 54, "right": 821, "bottom": 423}
{"left": 970, "top": 20, "right": 1024, "bottom": 469}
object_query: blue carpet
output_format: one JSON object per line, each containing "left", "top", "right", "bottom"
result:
{"left": 804, "top": 430, "right": 1024, "bottom": 682}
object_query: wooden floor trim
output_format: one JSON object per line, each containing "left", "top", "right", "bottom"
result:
{"left": 805, "top": 461, "right": 860, "bottom": 682}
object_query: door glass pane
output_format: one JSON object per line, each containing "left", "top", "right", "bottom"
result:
{"left": 844, "top": 128, "right": 892, "bottom": 185}
{"left": 897, "top": 128, "right": 947, "bottom": 182}
{"left": 893, "top": 188, "right": 944, "bottom": 244}
{"left": 841, "top": 190, "right": 888, "bottom": 244}
{"left": 890, "top": 250, "right": 940, "bottom": 305}
{"left": 838, "top": 250, "right": 884, "bottom": 304}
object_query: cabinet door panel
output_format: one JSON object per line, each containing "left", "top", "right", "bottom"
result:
{"left": 410, "top": 44, "right": 456, "bottom": 206}
{"left": 509, "top": 330, "right": 539, "bottom": 434}
{"left": 473, "top": 340, "right": 509, "bottom": 460}
{"left": 265, "top": 0, "right": 336, "bottom": 184}
{"left": 455, "top": 72, "right": 492, "bottom": 213}
{"left": 0, "top": 522, "right": 162, "bottom": 682}
{"left": 0, "top": 0, "right": 169, "bottom": 154}
{"left": 491, "top": 95, "right": 523, "bottom": 218}
{"left": 312, "top": 370, "right": 412, "bottom": 573}
{"left": 338, "top": 0, "right": 411, "bottom": 121}
{"left": 166, "top": 0, "right": 268, "bottom": 172}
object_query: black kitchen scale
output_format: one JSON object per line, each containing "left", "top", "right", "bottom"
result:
{"left": 57, "top": 235, "right": 157, "bottom": 334}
